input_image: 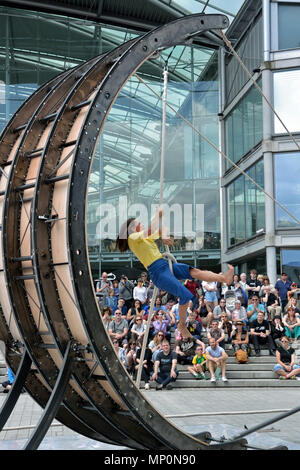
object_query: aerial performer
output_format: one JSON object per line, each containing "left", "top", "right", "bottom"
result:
{"left": 116, "top": 208, "right": 234, "bottom": 340}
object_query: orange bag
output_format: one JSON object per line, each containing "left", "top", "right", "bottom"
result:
{"left": 235, "top": 349, "right": 248, "bottom": 363}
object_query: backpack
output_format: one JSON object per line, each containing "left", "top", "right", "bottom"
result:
{"left": 235, "top": 349, "right": 248, "bottom": 363}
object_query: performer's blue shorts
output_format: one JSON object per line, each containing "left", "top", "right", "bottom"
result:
{"left": 147, "top": 258, "right": 194, "bottom": 305}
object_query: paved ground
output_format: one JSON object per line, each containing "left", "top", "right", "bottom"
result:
{"left": 0, "top": 385, "right": 299, "bottom": 450}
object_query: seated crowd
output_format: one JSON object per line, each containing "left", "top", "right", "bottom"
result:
{"left": 97, "top": 269, "right": 300, "bottom": 389}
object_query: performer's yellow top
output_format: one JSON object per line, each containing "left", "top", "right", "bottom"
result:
{"left": 128, "top": 230, "right": 163, "bottom": 269}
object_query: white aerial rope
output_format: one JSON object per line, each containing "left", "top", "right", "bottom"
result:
{"left": 136, "top": 61, "right": 175, "bottom": 388}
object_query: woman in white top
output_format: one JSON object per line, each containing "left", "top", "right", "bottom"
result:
{"left": 133, "top": 278, "right": 147, "bottom": 305}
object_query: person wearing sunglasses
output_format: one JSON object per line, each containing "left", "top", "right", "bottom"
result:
{"left": 148, "top": 331, "right": 165, "bottom": 362}
{"left": 152, "top": 309, "right": 172, "bottom": 341}
{"left": 273, "top": 336, "right": 300, "bottom": 380}
{"left": 108, "top": 310, "right": 128, "bottom": 344}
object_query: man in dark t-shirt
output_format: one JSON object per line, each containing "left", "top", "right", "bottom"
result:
{"left": 246, "top": 269, "right": 262, "bottom": 299}
{"left": 175, "top": 336, "right": 205, "bottom": 364}
{"left": 250, "top": 311, "right": 276, "bottom": 356}
{"left": 152, "top": 340, "right": 178, "bottom": 390}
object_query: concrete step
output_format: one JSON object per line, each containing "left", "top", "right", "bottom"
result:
{"left": 177, "top": 357, "right": 276, "bottom": 369}
{"left": 211, "top": 356, "right": 275, "bottom": 363}
{"left": 146, "top": 379, "right": 300, "bottom": 388}
{"left": 177, "top": 370, "right": 278, "bottom": 379}
{"left": 218, "top": 363, "right": 276, "bottom": 371}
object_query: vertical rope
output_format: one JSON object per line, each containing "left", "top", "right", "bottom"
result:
{"left": 136, "top": 62, "right": 172, "bottom": 388}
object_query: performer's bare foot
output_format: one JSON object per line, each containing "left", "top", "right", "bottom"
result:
{"left": 224, "top": 264, "right": 234, "bottom": 286}
{"left": 177, "top": 323, "right": 192, "bottom": 340}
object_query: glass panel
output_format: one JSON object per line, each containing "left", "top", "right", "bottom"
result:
{"left": 274, "top": 152, "right": 300, "bottom": 228}
{"left": 274, "top": 70, "right": 300, "bottom": 134}
{"left": 253, "top": 85, "right": 263, "bottom": 144}
{"left": 281, "top": 249, "right": 300, "bottom": 283}
{"left": 278, "top": 3, "right": 300, "bottom": 50}
{"left": 232, "top": 102, "right": 244, "bottom": 162}
{"left": 227, "top": 159, "right": 264, "bottom": 246}
{"left": 195, "top": 180, "right": 220, "bottom": 250}
{"left": 225, "top": 113, "right": 233, "bottom": 171}
{"left": 255, "top": 159, "right": 265, "bottom": 231}
{"left": 234, "top": 175, "right": 245, "bottom": 243}
{"left": 224, "top": 81, "right": 262, "bottom": 169}
{"left": 228, "top": 183, "right": 235, "bottom": 245}
{"left": 245, "top": 166, "right": 256, "bottom": 238}
{"left": 171, "top": 0, "right": 243, "bottom": 18}
{"left": 243, "top": 86, "right": 255, "bottom": 152}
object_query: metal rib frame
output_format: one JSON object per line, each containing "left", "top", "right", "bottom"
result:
{"left": 1, "top": 57, "right": 124, "bottom": 446}
{"left": 0, "top": 14, "right": 248, "bottom": 450}
{"left": 0, "top": 67, "right": 107, "bottom": 442}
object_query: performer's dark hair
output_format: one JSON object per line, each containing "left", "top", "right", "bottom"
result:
{"left": 115, "top": 217, "right": 136, "bottom": 252}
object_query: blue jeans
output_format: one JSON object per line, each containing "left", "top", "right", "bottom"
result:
{"left": 156, "top": 370, "right": 179, "bottom": 387}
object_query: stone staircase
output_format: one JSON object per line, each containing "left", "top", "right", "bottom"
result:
{"left": 146, "top": 330, "right": 300, "bottom": 389}
{"left": 174, "top": 353, "right": 300, "bottom": 388}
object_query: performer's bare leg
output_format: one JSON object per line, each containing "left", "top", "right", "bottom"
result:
{"left": 177, "top": 302, "right": 191, "bottom": 339}
{"left": 177, "top": 264, "right": 234, "bottom": 340}
{"left": 189, "top": 264, "right": 234, "bottom": 286}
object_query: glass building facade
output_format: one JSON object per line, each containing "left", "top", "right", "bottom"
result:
{"left": 224, "top": 81, "right": 263, "bottom": 169}
{"left": 0, "top": 5, "right": 223, "bottom": 278}
{"left": 89, "top": 48, "right": 221, "bottom": 276}
{"left": 227, "top": 159, "right": 265, "bottom": 246}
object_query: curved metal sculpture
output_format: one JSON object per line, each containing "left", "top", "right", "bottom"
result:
{"left": 0, "top": 14, "right": 247, "bottom": 450}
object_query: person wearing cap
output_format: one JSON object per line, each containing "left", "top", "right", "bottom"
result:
{"left": 231, "top": 299, "right": 247, "bottom": 324}
{"left": 230, "top": 320, "right": 249, "bottom": 353}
